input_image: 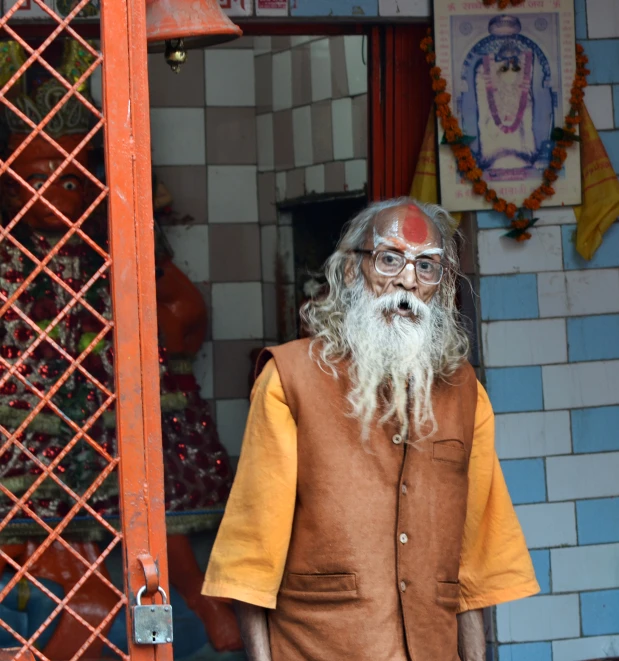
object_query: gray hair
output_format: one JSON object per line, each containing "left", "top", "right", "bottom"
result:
{"left": 300, "top": 196, "right": 471, "bottom": 378}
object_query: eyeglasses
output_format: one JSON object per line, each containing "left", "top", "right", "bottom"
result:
{"left": 354, "top": 249, "right": 444, "bottom": 285}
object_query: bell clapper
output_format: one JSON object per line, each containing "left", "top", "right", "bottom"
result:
{"left": 164, "top": 39, "right": 187, "bottom": 73}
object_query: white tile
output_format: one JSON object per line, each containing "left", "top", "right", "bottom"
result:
{"left": 585, "top": 85, "right": 615, "bottom": 130}
{"left": 495, "top": 411, "right": 572, "bottom": 459}
{"left": 332, "top": 98, "right": 354, "bottom": 161}
{"left": 150, "top": 108, "right": 206, "bottom": 166}
{"left": 212, "top": 282, "right": 263, "bottom": 340}
{"left": 345, "top": 159, "right": 367, "bottom": 192}
{"left": 292, "top": 106, "right": 313, "bottom": 168}
{"left": 3, "top": 0, "right": 55, "bottom": 19}
{"left": 534, "top": 207, "right": 577, "bottom": 225}
{"left": 482, "top": 319, "right": 567, "bottom": 367}
{"left": 344, "top": 36, "right": 367, "bottom": 97}
{"left": 496, "top": 594, "right": 580, "bottom": 642}
{"left": 478, "top": 227, "right": 563, "bottom": 275}
{"left": 586, "top": 0, "right": 619, "bottom": 39}
{"left": 311, "top": 39, "right": 333, "bottom": 102}
{"left": 538, "top": 269, "right": 619, "bottom": 317}
{"left": 257, "top": 113, "right": 275, "bottom": 172}
{"left": 208, "top": 166, "right": 258, "bottom": 224}
{"left": 378, "top": 0, "right": 431, "bottom": 16}
{"left": 278, "top": 225, "right": 295, "bottom": 285}
{"left": 253, "top": 36, "right": 272, "bottom": 56}
{"left": 553, "top": 635, "right": 619, "bottom": 661}
{"left": 162, "top": 225, "right": 209, "bottom": 282}
{"left": 216, "top": 399, "right": 250, "bottom": 456}
{"left": 272, "top": 51, "right": 293, "bottom": 111}
{"left": 205, "top": 50, "right": 255, "bottom": 107}
{"left": 261, "top": 225, "right": 277, "bottom": 284}
{"left": 305, "top": 165, "right": 325, "bottom": 195}
{"left": 193, "top": 341, "right": 213, "bottom": 399}
{"left": 547, "top": 452, "right": 619, "bottom": 501}
{"left": 552, "top": 543, "right": 619, "bottom": 593}
{"left": 543, "top": 360, "right": 619, "bottom": 409}
{"left": 514, "top": 502, "right": 577, "bottom": 549}
{"left": 275, "top": 171, "right": 287, "bottom": 201}
{"left": 291, "top": 36, "right": 314, "bottom": 47}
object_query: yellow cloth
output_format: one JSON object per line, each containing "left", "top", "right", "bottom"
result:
{"left": 410, "top": 111, "right": 462, "bottom": 224}
{"left": 573, "top": 104, "right": 619, "bottom": 260}
{"left": 202, "top": 360, "right": 539, "bottom": 612}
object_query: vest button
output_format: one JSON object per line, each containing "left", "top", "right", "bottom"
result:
{"left": 399, "top": 533, "right": 408, "bottom": 544}
{"left": 401, "top": 483, "right": 408, "bottom": 494}
{"left": 399, "top": 580, "right": 407, "bottom": 593}
{"left": 392, "top": 434, "right": 403, "bottom": 445}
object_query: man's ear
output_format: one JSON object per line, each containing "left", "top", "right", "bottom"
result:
{"left": 344, "top": 254, "right": 358, "bottom": 287}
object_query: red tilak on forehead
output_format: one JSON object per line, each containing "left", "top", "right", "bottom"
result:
{"left": 402, "top": 205, "right": 428, "bottom": 243}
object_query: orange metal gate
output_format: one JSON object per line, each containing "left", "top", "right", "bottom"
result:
{"left": 0, "top": 0, "right": 171, "bottom": 656}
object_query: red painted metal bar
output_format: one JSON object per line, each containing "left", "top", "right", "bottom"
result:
{"left": 100, "top": 0, "right": 171, "bottom": 656}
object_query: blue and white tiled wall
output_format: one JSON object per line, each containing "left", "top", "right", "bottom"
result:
{"left": 478, "top": 4, "right": 619, "bottom": 648}
{"left": 481, "top": 218, "right": 619, "bottom": 660}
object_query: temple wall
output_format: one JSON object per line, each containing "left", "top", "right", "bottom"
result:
{"left": 147, "top": 33, "right": 368, "bottom": 458}
{"left": 479, "top": 3, "right": 619, "bottom": 659}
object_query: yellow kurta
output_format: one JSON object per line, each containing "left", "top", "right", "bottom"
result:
{"left": 203, "top": 359, "right": 539, "bottom": 612}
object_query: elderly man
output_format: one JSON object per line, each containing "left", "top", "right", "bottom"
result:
{"left": 202, "top": 198, "right": 539, "bottom": 661}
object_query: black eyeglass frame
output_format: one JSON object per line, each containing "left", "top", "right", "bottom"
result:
{"left": 352, "top": 249, "right": 445, "bottom": 285}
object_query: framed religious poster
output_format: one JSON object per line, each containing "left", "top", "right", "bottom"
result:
{"left": 433, "top": 0, "right": 581, "bottom": 212}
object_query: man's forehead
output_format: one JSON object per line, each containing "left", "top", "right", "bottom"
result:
{"left": 371, "top": 205, "right": 441, "bottom": 251}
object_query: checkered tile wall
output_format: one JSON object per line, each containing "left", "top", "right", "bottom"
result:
{"left": 148, "top": 34, "right": 368, "bottom": 456}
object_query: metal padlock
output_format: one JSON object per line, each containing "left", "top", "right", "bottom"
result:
{"left": 132, "top": 586, "right": 173, "bottom": 645}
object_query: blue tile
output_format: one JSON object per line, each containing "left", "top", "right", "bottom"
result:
{"left": 477, "top": 210, "right": 508, "bottom": 229}
{"left": 562, "top": 223, "right": 619, "bottom": 270}
{"left": 614, "top": 86, "right": 619, "bottom": 129}
{"left": 501, "top": 459, "right": 547, "bottom": 504}
{"left": 498, "top": 642, "right": 552, "bottom": 661}
{"left": 485, "top": 367, "right": 543, "bottom": 413}
{"left": 577, "top": 497, "right": 619, "bottom": 545}
{"left": 529, "top": 550, "right": 551, "bottom": 594}
{"left": 582, "top": 40, "right": 619, "bottom": 85}
{"left": 581, "top": 589, "right": 619, "bottom": 636}
{"left": 574, "top": 0, "right": 587, "bottom": 40}
{"left": 290, "top": 0, "right": 378, "bottom": 16}
{"left": 567, "top": 315, "right": 619, "bottom": 362}
{"left": 480, "top": 275, "right": 539, "bottom": 321}
{"left": 600, "top": 131, "right": 619, "bottom": 173}
{"left": 572, "top": 406, "right": 619, "bottom": 453}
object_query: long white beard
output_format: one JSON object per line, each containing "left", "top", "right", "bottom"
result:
{"left": 341, "top": 282, "right": 442, "bottom": 443}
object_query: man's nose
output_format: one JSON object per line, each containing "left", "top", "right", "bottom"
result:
{"left": 393, "top": 263, "right": 418, "bottom": 290}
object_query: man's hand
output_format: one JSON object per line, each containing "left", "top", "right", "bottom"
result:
{"left": 457, "top": 609, "right": 486, "bottom": 661}
{"left": 233, "top": 601, "right": 272, "bottom": 661}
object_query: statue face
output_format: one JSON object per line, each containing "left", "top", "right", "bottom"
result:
{"left": 3, "top": 134, "right": 90, "bottom": 231}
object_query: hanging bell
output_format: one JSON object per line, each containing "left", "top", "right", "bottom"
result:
{"left": 146, "top": 0, "right": 242, "bottom": 72}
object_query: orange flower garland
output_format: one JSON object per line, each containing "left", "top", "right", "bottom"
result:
{"left": 420, "top": 31, "right": 590, "bottom": 242}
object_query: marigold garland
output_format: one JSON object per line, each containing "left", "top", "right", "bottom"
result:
{"left": 420, "top": 31, "right": 590, "bottom": 241}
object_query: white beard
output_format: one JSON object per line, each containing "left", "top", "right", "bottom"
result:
{"left": 341, "top": 281, "right": 441, "bottom": 443}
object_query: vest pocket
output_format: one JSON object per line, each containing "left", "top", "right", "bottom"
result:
{"left": 436, "top": 580, "right": 461, "bottom": 611}
{"left": 282, "top": 572, "right": 357, "bottom": 601}
{"left": 433, "top": 439, "right": 467, "bottom": 469}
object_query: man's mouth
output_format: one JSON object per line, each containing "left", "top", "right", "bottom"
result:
{"left": 395, "top": 298, "right": 414, "bottom": 317}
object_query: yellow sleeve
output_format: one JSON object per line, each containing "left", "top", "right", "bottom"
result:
{"left": 201, "top": 359, "right": 297, "bottom": 609}
{"left": 458, "top": 382, "right": 540, "bottom": 613}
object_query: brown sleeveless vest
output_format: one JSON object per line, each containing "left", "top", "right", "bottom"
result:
{"left": 258, "top": 338, "right": 478, "bottom": 661}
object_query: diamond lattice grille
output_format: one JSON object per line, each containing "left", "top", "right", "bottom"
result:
{"left": 0, "top": 0, "right": 130, "bottom": 657}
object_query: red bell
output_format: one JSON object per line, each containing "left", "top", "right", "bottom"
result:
{"left": 146, "top": 0, "right": 242, "bottom": 56}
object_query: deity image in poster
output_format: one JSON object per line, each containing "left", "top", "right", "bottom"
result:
{"left": 433, "top": 0, "right": 581, "bottom": 212}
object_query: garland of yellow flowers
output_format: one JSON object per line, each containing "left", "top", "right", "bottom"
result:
{"left": 420, "top": 28, "right": 590, "bottom": 241}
